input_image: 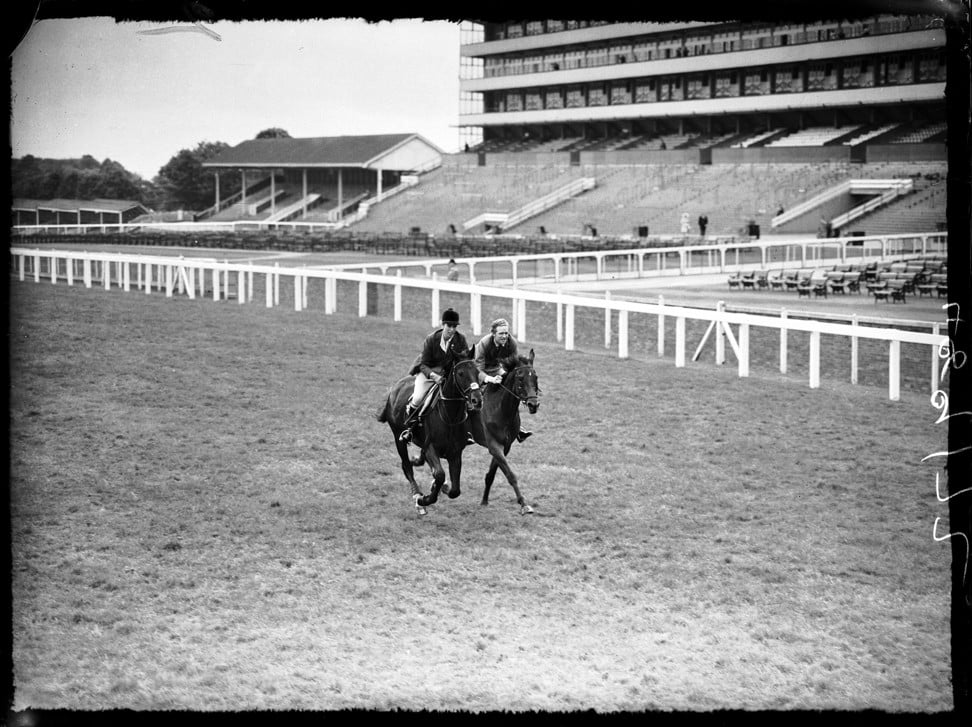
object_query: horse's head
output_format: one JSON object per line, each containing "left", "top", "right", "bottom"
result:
{"left": 446, "top": 350, "right": 483, "bottom": 412}
{"left": 507, "top": 349, "right": 540, "bottom": 414}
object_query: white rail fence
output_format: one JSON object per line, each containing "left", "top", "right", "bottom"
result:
{"left": 10, "top": 246, "right": 946, "bottom": 402}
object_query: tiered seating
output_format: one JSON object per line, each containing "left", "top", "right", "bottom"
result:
{"left": 765, "top": 125, "right": 862, "bottom": 147}
{"left": 841, "top": 123, "right": 900, "bottom": 146}
{"left": 887, "top": 122, "right": 947, "bottom": 144}
{"left": 730, "top": 128, "right": 787, "bottom": 148}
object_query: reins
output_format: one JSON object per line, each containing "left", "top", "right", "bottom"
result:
{"left": 432, "top": 360, "right": 479, "bottom": 426}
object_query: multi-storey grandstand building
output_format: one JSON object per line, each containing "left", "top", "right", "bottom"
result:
{"left": 457, "top": 16, "right": 946, "bottom": 155}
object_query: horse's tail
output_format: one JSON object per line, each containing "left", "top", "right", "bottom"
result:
{"left": 375, "top": 399, "right": 389, "bottom": 423}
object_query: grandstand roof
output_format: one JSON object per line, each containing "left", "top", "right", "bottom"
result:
{"left": 203, "top": 134, "right": 443, "bottom": 170}
{"left": 13, "top": 198, "right": 148, "bottom": 213}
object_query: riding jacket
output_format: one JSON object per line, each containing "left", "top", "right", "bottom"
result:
{"left": 408, "top": 328, "right": 471, "bottom": 377}
{"left": 474, "top": 333, "right": 520, "bottom": 382}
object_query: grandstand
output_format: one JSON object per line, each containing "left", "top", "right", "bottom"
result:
{"left": 14, "top": 15, "right": 949, "bottom": 243}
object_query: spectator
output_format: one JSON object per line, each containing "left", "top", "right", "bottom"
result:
{"left": 776, "top": 205, "right": 785, "bottom": 216}
{"left": 698, "top": 214, "right": 708, "bottom": 237}
{"left": 447, "top": 258, "right": 460, "bottom": 281}
{"left": 680, "top": 212, "right": 690, "bottom": 234}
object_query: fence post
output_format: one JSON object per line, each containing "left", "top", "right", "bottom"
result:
{"left": 471, "top": 292, "right": 482, "bottom": 336}
{"left": 123, "top": 261, "right": 131, "bottom": 292}
{"left": 265, "top": 271, "right": 273, "bottom": 308}
{"left": 238, "top": 270, "right": 245, "bottom": 305}
{"left": 889, "top": 340, "right": 901, "bottom": 401}
{"left": 34, "top": 254, "right": 41, "bottom": 283}
{"left": 165, "top": 265, "right": 174, "bottom": 298}
{"left": 431, "top": 274, "right": 440, "bottom": 327}
{"left": 604, "top": 291, "right": 612, "bottom": 348}
{"left": 144, "top": 262, "right": 152, "bottom": 295}
{"left": 274, "top": 263, "right": 280, "bottom": 305}
{"left": 809, "top": 330, "right": 821, "bottom": 389}
{"left": 18, "top": 254, "right": 25, "bottom": 281}
{"left": 50, "top": 254, "right": 58, "bottom": 285}
{"left": 394, "top": 270, "right": 402, "bottom": 321}
{"left": 358, "top": 278, "right": 368, "bottom": 317}
{"left": 212, "top": 267, "right": 220, "bottom": 302}
{"left": 657, "top": 295, "right": 665, "bottom": 357}
{"left": 738, "top": 323, "right": 750, "bottom": 377}
{"left": 715, "top": 301, "right": 726, "bottom": 365}
{"left": 325, "top": 276, "right": 335, "bottom": 314}
{"left": 675, "top": 317, "right": 686, "bottom": 367}
{"left": 66, "top": 257, "right": 74, "bottom": 286}
{"left": 618, "top": 309, "right": 629, "bottom": 359}
{"left": 850, "top": 315, "right": 859, "bottom": 384}
{"left": 565, "top": 304, "right": 575, "bottom": 351}
{"left": 103, "top": 261, "right": 110, "bottom": 290}
{"left": 295, "top": 273, "right": 303, "bottom": 312}
{"left": 779, "top": 309, "right": 788, "bottom": 374}
{"left": 248, "top": 268, "right": 254, "bottom": 302}
{"left": 302, "top": 269, "right": 309, "bottom": 309}
{"left": 556, "top": 300, "right": 563, "bottom": 342}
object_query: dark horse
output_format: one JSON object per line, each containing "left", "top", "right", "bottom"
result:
{"left": 466, "top": 349, "right": 541, "bottom": 515}
{"left": 376, "top": 351, "right": 483, "bottom": 515}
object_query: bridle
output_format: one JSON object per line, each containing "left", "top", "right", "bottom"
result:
{"left": 434, "top": 359, "right": 482, "bottom": 425}
{"left": 496, "top": 364, "right": 541, "bottom": 407}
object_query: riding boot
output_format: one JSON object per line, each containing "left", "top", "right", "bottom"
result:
{"left": 516, "top": 428, "right": 533, "bottom": 443}
{"left": 400, "top": 403, "right": 418, "bottom": 443}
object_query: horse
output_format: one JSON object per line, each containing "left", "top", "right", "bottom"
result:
{"left": 376, "top": 351, "right": 483, "bottom": 515}
{"left": 466, "top": 349, "right": 541, "bottom": 515}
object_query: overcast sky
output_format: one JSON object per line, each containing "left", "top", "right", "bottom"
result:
{"left": 10, "top": 18, "right": 463, "bottom": 180}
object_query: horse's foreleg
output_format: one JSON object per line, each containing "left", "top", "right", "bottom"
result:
{"left": 486, "top": 440, "right": 533, "bottom": 515}
{"left": 445, "top": 455, "right": 462, "bottom": 500}
{"left": 417, "top": 448, "right": 445, "bottom": 508}
{"left": 482, "top": 458, "right": 500, "bottom": 506}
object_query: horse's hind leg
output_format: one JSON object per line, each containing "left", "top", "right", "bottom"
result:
{"left": 395, "top": 438, "right": 427, "bottom": 515}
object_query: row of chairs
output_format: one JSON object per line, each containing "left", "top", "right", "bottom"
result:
{"left": 727, "top": 264, "right": 947, "bottom": 303}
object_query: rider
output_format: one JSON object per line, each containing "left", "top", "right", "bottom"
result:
{"left": 400, "top": 308, "right": 471, "bottom": 444}
{"left": 474, "top": 318, "right": 532, "bottom": 443}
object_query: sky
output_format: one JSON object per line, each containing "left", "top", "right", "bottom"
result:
{"left": 10, "top": 18, "right": 463, "bottom": 180}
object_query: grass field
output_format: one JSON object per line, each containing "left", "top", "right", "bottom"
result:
{"left": 8, "top": 273, "right": 953, "bottom": 713}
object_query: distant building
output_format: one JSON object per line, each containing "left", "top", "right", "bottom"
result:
{"left": 12, "top": 198, "right": 149, "bottom": 226}
{"left": 200, "top": 134, "right": 443, "bottom": 222}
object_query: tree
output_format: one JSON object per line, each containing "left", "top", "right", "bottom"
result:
{"left": 255, "top": 127, "right": 291, "bottom": 139}
{"left": 155, "top": 141, "right": 236, "bottom": 211}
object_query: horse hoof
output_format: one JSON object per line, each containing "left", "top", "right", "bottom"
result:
{"left": 441, "top": 481, "right": 451, "bottom": 496}
{"left": 447, "top": 488, "right": 461, "bottom": 500}
{"left": 480, "top": 500, "right": 489, "bottom": 507}
{"left": 520, "top": 505, "right": 535, "bottom": 515}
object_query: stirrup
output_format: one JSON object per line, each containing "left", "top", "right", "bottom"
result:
{"left": 400, "top": 428, "right": 413, "bottom": 443}
{"left": 516, "top": 430, "right": 532, "bottom": 443}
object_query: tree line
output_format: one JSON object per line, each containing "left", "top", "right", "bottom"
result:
{"left": 11, "top": 128, "right": 291, "bottom": 213}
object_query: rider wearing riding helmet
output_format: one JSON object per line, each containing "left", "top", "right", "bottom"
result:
{"left": 473, "top": 318, "right": 532, "bottom": 443}
{"left": 400, "top": 308, "right": 471, "bottom": 443}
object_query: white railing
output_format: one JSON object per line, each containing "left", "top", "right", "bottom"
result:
{"left": 462, "top": 177, "right": 596, "bottom": 232}
{"left": 771, "top": 178, "right": 913, "bottom": 228}
{"left": 10, "top": 244, "right": 948, "bottom": 402}
{"left": 830, "top": 180, "right": 913, "bottom": 229}
{"left": 339, "top": 177, "right": 421, "bottom": 227}
{"left": 265, "top": 193, "right": 322, "bottom": 222}
{"left": 502, "top": 177, "right": 596, "bottom": 231}
{"left": 326, "top": 232, "right": 946, "bottom": 287}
